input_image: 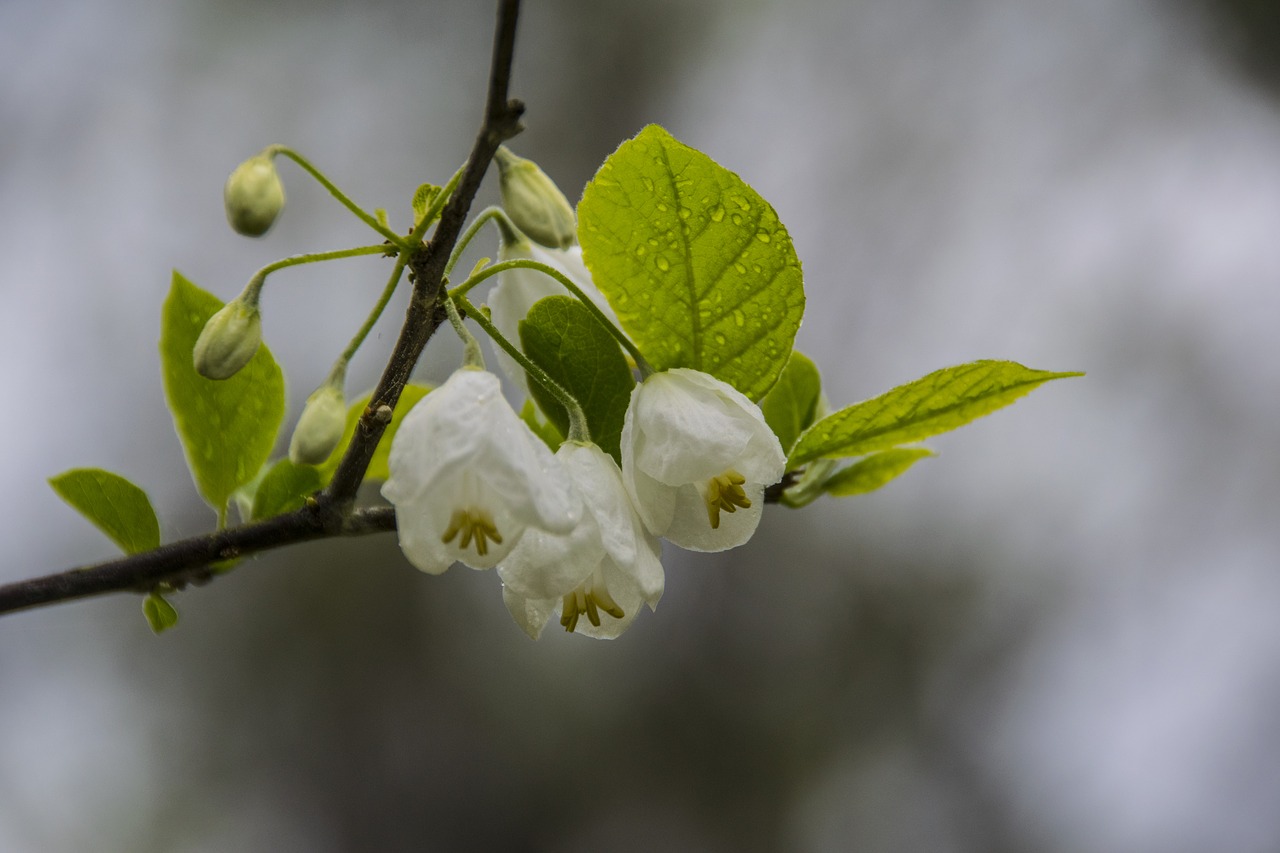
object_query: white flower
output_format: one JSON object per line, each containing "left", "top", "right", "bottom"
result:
{"left": 499, "top": 442, "right": 663, "bottom": 639}
{"left": 381, "top": 368, "right": 580, "bottom": 573}
{"left": 489, "top": 236, "right": 622, "bottom": 391}
{"left": 621, "top": 368, "right": 786, "bottom": 552}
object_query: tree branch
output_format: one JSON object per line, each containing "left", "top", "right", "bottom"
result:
{"left": 0, "top": 0, "right": 523, "bottom": 618}
{"left": 0, "top": 508, "right": 396, "bottom": 616}
{"left": 323, "top": 0, "right": 524, "bottom": 505}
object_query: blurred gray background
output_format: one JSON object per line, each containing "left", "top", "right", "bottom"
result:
{"left": 3, "top": 0, "right": 1279, "bottom": 850}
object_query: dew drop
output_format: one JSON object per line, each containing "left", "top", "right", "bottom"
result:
{"left": 756, "top": 231, "right": 771, "bottom": 243}
{"left": 714, "top": 333, "right": 726, "bottom": 345}
{"left": 731, "top": 214, "right": 744, "bottom": 226}
{"left": 641, "top": 177, "right": 654, "bottom": 192}
{"left": 710, "top": 206, "right": 725, "bottom": 223}
{"left": 656, "top": 256, "right": 670, "bottom": 272}
{"left": 733, "top": 310, "right": 745, "bottom": 327}
{"left": 635, "top": 245, "right": 647, "bottom": 257}
{"left": 734, "top": 262, "right": 747, "bottom": 275}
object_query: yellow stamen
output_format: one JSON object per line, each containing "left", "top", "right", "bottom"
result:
{"left": 560, "top": 578, "right": 625, "bottom": 633}
{"left": 704, "top": 470, "right": 751, "bottom": 529}
{"left": 441, "top": 507, "right": 503, "bottom": 557}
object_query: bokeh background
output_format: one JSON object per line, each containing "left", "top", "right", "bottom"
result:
{"left": 3, "top": 0, "right": 1279, "bottom": 850}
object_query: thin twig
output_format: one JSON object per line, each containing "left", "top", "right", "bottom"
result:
{"left": 0, "top": 508, "right": 395, "bottom": 616}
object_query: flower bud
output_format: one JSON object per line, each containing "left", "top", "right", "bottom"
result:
{"left": 193, "top": 298, "right": 262, "bottom": 380}
{"left": 224, "top": 154, "right": 285, "bottom": 237}
{"left": 495, "top": 147, "right": 576, "bottom": 250}
{"left": 288, "top": 384, "right": 347, "bottom": 465}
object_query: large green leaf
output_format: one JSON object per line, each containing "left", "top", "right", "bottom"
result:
{"left": 578, "top": 125, "right": 804, "bottom": 401}
{"left": 759, "top": 351, "right": 822, "bottom": 455}
{"left": 48, "top": 468, "right": 160, "bottom": 554}
{"left": 519, "top": 295, "right": 634, "bottom": 463}
{"left": 789, "top": 360, "right": 1083, "bottom": 468}
{"left": 316, "top": 383, "right": 433, "bottom": 484}
{"left": 160, "top": 272, "right": 285, "bottom": 514}
{"left": 251, "top": 459, "right": 322, "bottom": 520}
{"left": 820, "top": 448, "right": 935, "bottom": 497}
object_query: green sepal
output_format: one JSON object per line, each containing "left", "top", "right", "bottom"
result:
{"left": 160, "top": 271, "right": 286, "bottom": 515}
{"left": 578, "top": 124, "right": 804, "bottom": 401}
{"left": 789, "top": 360, "right": 1083, "bottom": 468}
{"left": 521, "top": 399, "right": 564, "bottom": 452}
{"left": 759, "top": 351, "right": 821, "bottom": 454}
{"left": 48, "top": 468, "right": 161, "bottom": 554}
{"left": 142, "top": 592, "right": 179, "bottom": 634}
{"left": 251, "top": 459, "right": 323, "bottom": 520}
{"left": 820, "top": 447, "right": 936, "bottom": 497}
{"left": 519, "top": 295, "right": 634, "bottom": 463}
{"left": 316, "top": 383, "right": 433, "bottom": 484}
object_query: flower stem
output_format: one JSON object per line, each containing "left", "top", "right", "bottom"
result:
{"left": 243, "top": 245, "right": 392, "bottom": 302}
{"left": 445, "top": 295, "right": 485, "bottom": 369}
{"left": 338, "top": 252, "right": 411, "bottom": 365}
{"left": 267, "top": 146, "right": 409, "bottom": 248}
{"left": 448, "top": 259, "right": 653, "bottom": 377}
{"left": 455, "top": 294, "right": 590, "bottom": 443}
{"left": 446, "top": 206, "right": 519, "bottom": 276}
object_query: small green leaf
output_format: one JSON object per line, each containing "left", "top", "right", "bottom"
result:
{"left": 789, "top": 360, "right": 1083, "bottom": 468}
{"left": 142, "top": 593, "right": 179, "bottom": 634}
{"left": 251, "top": 459, "right": 322, "bottom": 520}
{"left": 519, "top": 295, "right": 634, "bottom": 462}
{"left": 521, "top": 399, "right": 564, "bottom": 452}
{"left": 759, "top": 351, "right": 822, "bottom": 454}
{"left": 48, "top": 468, "right": 160, "bottom": 554}
{"left": 316, "top": 383, "right": 433, "bottom": 484}
{"left": 160, "top": 271, "right": 285, "bottom": 514}
{"left": 412, "top": 182, "right": 442, "bottom": 228}
{"left": 578, "top": 125, "right": 805, "bottom": 401}
{"left": 821, "top": 447, "right": 935, "bottom": 497}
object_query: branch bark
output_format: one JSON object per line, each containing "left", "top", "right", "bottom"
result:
{"left": 0, "top": 0, "right": 523, "bottom": 618}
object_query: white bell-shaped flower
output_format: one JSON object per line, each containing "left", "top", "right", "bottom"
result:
{"left": 499, "top": 442, "right": 663, "bottom": 639}
{"left": 622, "top": 368, "right": 786, "bottom": 552}
{"left": 489, "top": 235, "right": 622, "bottom": 391}
{"left": 382, "top": 367, "right": 580, "bottom": 573}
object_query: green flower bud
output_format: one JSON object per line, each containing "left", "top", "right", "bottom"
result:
{"left": 193, "top": 298, "right": 261, "bottom": 380}
{"left": 224, "top": 154, "right": 285, "bottom": 237}
{"left": 495, "top": 147, "right": 576, "bottom": 250}
{"left": 288, "top": 384, "right": 347, "bottom": 465}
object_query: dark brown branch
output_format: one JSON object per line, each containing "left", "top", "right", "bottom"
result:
{"left": 0, "top": 508, "right": 395, "bottom": 616}
{"left": 0, "top": 0, "right": 523, "bottom": 618}
{"left": 323, "top": 0, "right": 524, "bottom": 505}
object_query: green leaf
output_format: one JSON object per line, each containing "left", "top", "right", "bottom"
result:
{"left": 160, "top": 271, "right": 285, "bottom": 514}
{"left": 48, "top": 468, "right": 160, "bottom": 554}
{"left": 521, "top": 399, "right": 564, "bottom": 452}
{"left": 578, "top": 125, "right": 805, "bottom": 401}
{"left": 316, "top": 383, "right": 433, "bottom": 484}
{"left": 142, "top": 593, "right": 179, "bottom": 634}
{"left": 759, "top": 351, "right": 822, "bottom": 454}
{"left": 821, "top": 448, "right": 935, "bottom": 497}
{"left": 519, "top": 295, "right": 635, "bottom": 463}
{"left": 789, "top": 360, "right": 1083, "bottom": 468}
{"left": 251, "top": 459, "right": 322, "bottom": 520}
{"left": 412, "top": 182, "right": 442, "bottom": 228}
